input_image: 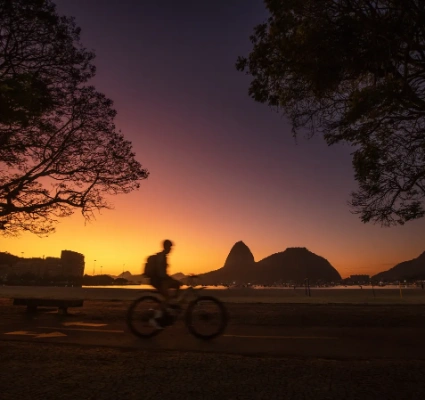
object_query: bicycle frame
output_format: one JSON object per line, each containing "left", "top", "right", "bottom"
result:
{"left": 177, "top": 283, "right": 204, "bottom": 305}
{"left": 143, "top": 275, "right": 206, "bottom": 307}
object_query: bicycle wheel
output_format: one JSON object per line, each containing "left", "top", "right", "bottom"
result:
{"left": 185, "top": 296, "right": 228, "bottom": 340}
{"left": 126, "top": 295, "right": 164, "bottom": 338}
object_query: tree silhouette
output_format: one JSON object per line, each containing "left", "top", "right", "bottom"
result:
{"left": 237, "top": 0, "right": 425, "bottom": 226}
{"left": 0, "top": 0, "right": 149, "bottom": 235}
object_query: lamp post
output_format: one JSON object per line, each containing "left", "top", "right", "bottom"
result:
{"left": 93, "top": 259, "right": 97, "bottom": 276}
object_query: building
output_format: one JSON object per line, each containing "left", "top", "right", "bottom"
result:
{"left": 40, "top": 257, "right": 61, "bottom": 277}
{"left": 1, "top": 250, "right": 85, "bottom": 279}
{"left": 60, "top": 250, "right": 85, "bottom": 277}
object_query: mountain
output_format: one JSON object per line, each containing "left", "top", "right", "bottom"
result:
{"left": 171, "top": 272, "right": 188, "bottom": 281}
{"left": 372, "top": 251, "right": 425, "bottom": 281}
{"left": 255, "top": 247, "right": 341, "bottom": 284}
{"left": 110, "top": 271, "right": 188, "bottom": 284}
{"left": 198, "top": 242, "right": 341, "bottom": 284}
{"left": 199, "top": 241, "right": 256, "bottom": 283}
{"left": 223, "top": 241, "right": 255, "bottom": 270}
{"left": 117, "top": 271, "right": 134, "bottom": 280}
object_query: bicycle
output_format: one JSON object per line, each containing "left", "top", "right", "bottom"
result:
{"left": 126, "top": 274, "right": 228, "bottom": 340}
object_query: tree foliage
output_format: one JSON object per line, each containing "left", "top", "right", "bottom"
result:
{"left": 0, "top": 0, "right": 149, "bottom": 235}
{"left": 237, "top": 0, "right": 425, "bottom": 226}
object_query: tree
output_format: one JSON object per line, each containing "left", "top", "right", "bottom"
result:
{"left": 237, "top": 0, "right": 425, "bottom": 226}
{"left": 0, "top": 0, "right": 149, "bottom": 235}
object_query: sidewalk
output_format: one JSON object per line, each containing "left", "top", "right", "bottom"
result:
{"left": 1, "top": 285, "right": 425, "bottom": 304}
{"left": 2, "top": 298, "right": 425, "bottom": 327}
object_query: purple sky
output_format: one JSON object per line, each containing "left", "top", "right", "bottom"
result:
{"left": 3, "top": 0, "right": 424, "bottom": 278}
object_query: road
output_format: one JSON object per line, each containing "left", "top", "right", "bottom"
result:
{"left": 1, "top": 309, "right": 424, "bottom": 360}
{"left": 1, "top": 304, "right": 425, "bottom": 399}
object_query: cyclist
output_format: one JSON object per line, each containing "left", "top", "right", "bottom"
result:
{"left": 148, "top": 239, "right": 182, "bottom": 328}
{"left": 149, "top": 239, "right": 181, "bottom": 300}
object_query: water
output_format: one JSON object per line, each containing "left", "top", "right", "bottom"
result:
{"left": 81, "top": 284, "right": 420, "bottom": 290}
{"left": 82, "top": 285, "right": 228, "bottom": 290}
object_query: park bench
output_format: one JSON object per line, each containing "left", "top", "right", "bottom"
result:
{"left": 13, "top": 298, "right": 84, "bottom": 314}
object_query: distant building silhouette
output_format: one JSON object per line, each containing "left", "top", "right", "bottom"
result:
{"left": 0, "top": 250, "right": 85, "bottom": 280}
{"left": 61, "top": 250, "right": 85, "bottom": 277}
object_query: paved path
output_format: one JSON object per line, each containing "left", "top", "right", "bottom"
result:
{"left": 1, "top": 311, "right": 424, "bottom": 360}
{"left": 1, "top": 304, "right": 425, "bottom": 399}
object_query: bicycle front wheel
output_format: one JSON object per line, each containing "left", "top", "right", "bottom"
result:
{"left": 126, "top": 295, "right": 163, "bottom": 338}
{"left": 185, "top": 296, "right": 228, "bottom": 340}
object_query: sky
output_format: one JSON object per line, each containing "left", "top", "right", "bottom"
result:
{"left": 1, "top": 0, "right": 425, "bottom": 278}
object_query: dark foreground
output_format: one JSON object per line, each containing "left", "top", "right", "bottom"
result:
{"left": 1, "top": 341, "right": 425, "bottom": 400}
{"left": 1, "top": 299, "right": 425, "bottom": 399}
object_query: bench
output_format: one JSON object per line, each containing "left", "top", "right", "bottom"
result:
{"left": 13, "top": 298, "right": 84, "bottom": 314}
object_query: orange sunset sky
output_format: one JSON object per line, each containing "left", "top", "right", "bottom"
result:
{"left": 2, "top": 0, "right": 424, "bottom": 278}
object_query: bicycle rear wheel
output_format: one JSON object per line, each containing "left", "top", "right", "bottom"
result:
{"left": 185, "top": 296, "right": 228, "bottom": 340}
{"left": 126, "top": 295, "right": 163, "bottom": 338}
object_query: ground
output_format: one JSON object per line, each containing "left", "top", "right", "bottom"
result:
{"left": 1, "top": 296, "right": 425, "bottom": 399}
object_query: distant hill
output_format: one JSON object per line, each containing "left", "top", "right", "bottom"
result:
{"left": 198, "top": 241, "right": 341, "bottom": 284}
{"left": 172, "top": 272, "right": 188, "bottom": 281}
{"left": 108, "top": 271, "right": 145, "bottom": 283}
{"left": 256, "top": 247, "right": 341, "bottom": 283}
{"left": 109, "top": 271, "right": 187, "bottom": 284}
{"left": 372, "top": 251, "right": 425, "bottom": 281}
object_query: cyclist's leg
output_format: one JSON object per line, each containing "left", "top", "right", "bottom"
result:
{"left": 150, "top": 277, "right": 168, "bottom": 300}
{"left": 152, "top": 276, "right": 182, "bottom": 304}
{"left": 154, "top": 278, "right": 180, "bottom": 326}
{"left": 164, "top": 276, "right": 182, "bottom": 300}
{"left": 148, "top": 277, "right": 167, "bottom": 328}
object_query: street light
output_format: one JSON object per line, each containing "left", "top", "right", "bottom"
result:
{"left": 93, "top": 259, "right": 97, "bottom": 276}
